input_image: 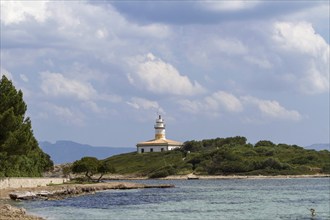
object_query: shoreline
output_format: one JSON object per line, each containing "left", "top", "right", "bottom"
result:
{"left": 102, "top": 173, "right": 330, "bottom": 180}
{"left": 0, "top": 182, "right": 174, "bottom": 220}
{"left": 164, "top": 173, "right": 330, "bottom": 180}
{"left": 0, "top": 182, "right": 174, "bottom": 201}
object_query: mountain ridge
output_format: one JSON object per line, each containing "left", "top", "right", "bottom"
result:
{"left": 305, "top": 143, "right": 329, "bottom": 151}
{"left": 39, "top": 140, "right": 135, "bottom": 164}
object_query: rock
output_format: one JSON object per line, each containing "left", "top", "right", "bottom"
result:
{"left": 0, "top": 204, "right": 43, "bottom": 220}
{"left": 7, "top": 182, "right": 175, "bottom": 201}
{"left": 9, "top": 191, "right": 37, "bottom": 200}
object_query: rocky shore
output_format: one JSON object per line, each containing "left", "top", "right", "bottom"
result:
{"left": 0, "top": 182, "right": 174, "bottom": 219}
{"left": 1, "top": 182, "right": 174, "bottom": 201}
{"left": 0, "top": 204, "right": 43, "bottom": 220}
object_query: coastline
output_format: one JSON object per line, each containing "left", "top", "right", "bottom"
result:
{"left": 102, "top": 173, "right": 330, "bottom": 180}
{"left": 0, "top": 182, "right": 174, "bottom": 201}
{"left": 163, "top": 173, "right": 330, "bottom": 180}
{"left": 0, "top": 181, "right": 174, "bottom": 220}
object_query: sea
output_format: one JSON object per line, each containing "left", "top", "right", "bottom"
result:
{"left": 15, "top": 178, "right": 330, "bottom": 220}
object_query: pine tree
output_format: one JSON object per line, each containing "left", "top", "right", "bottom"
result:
{"left": 0, "top": 75, "right": 53, "bottom": 177}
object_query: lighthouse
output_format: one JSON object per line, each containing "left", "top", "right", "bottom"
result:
{"left": 136, "top": 115, "right": 183, "bottom": 153}
{"left": 154, "top": 115, "right": 165, "bottom": 140}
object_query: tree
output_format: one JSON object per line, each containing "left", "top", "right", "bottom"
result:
{"left": 0, "top": 75, "right": 53, "bottom": 177}
{"left": 255, "top": 140, "right": 275, "bottom": 148}
{"left": 71, "top": 157, "right": 115, "bottom": 182}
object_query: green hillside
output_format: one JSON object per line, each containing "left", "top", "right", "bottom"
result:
{"left": 104, "top": 136, "right": 330, "bottom": 178}
{"left": 104, "top": 151, "right": 191, "bottom": 178}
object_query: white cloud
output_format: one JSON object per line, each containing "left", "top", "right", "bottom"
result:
{"left": 201, "top": 1, "right": 260, "bottom": 11}
{"left": 300, "top": 62, "right": 329, "bottom": 94}
{"left": 96, "top": 28, "right": 108, "bottom": 39}
{"left": 127, "top": 97, "right": 164, "bottom": 113}
{"left": 20, "top": 74, "right": 29, "bottom": 82}
{"left": 179, "top": 91, "right": 301, "bottom": 121}
{"left": 179, "top": 90, "right": 243, "bottom": 116}
{"left": 82, "top": 101, "right": 106, "bottom": 114}
{"left": 128, "top": 53, "right": 205, "bottom": 95}
{"left": 213, "top": 38, "right": 248, "bottom": 55}
{"left": 212, "top": 91, "right": 243, "bottom": 112}
{"left": 40, "top": 72, "right": 97, "bottom": 101}
{"left": 43, "top": 103, "right": 85, "bottom": 126}
{"left": 0, "top": 0, "right": 49, "bottom": 25}
{"left": 39, "top": 72, "right": 121, "bottom": 114}
{"left": 273, "top": 21, "right": 328, "bottom": 59}
{"left": 242, "top": 96, "right": 302, "bottom": 121}
{"left": 273, "top": 21, "right": 329, "bottom": 94}
{"left": 244, "top": 56, "right": 272, "bottom": 69}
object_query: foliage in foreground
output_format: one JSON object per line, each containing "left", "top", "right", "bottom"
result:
{"left": 104, "top": 136, "right": 330, "bottom": 178}
{"left": 0, "top": 76, "right": 53, "bottom": 177}
{"left": 71, "top": 157, "right": 115, "bottom": 182}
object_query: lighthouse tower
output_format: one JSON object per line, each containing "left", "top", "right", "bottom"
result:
{"left": 154, "top": 115, "right": 166, "bottom": 140}
{"left": 136, "top": 115, "right": 183, "bottom": 153}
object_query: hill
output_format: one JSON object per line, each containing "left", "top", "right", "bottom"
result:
{"left": 306, "top": 143, "right": 330, "bottom": 151}
{"left": 39, "top": 140, "right": 135, "bottom": 164}
{"left": 104, "top": 136, "right": 330, "bottom": 178}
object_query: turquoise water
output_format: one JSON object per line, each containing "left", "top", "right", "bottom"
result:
{"left": 18, "top": 178, "right": 330, "bottom": 220}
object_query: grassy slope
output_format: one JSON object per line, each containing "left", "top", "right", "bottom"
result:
{"left": 104, "top": 151, "right": 189, "bottom": 177}
{"left": 104, "top": 138, "right": 330, "bottom": 177}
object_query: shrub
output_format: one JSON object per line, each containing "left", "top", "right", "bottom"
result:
{"left": 149, "top": 170, "right": 169, "bottom": 178}
{"left": 321, "top": 164, "right": 330, "bottom": 174}
{"left": 262, "top": 158, "right": 283, "bottom": 170}
{"left": 255, "top": 140, "right": 275, "bottom": 148}
{"left": 148, "top": 165, "right": 176, "bottom": 178}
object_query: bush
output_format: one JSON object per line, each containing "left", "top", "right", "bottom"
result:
{"left": 262, "top": 158, "right": 283, "bottom": 170}
{"left": 219, "top": 161, "right": 252, "bottom": 174}
{"left": 242, "top": 150, "right": 258, "bottom": 157}
{"left": 148, "top": 166, "right": 176, "bottom": 178}
{"left": 255, "top": 140, "right": 276, "bottom": 148}
{"left": 321, "top": 164, "right": 330, "bottom": 174}
{"left": 194, "top": 166, "right": 207, "bottom": 175}
{"left": 149, "top": 170, "right": 169, "bottom": 178}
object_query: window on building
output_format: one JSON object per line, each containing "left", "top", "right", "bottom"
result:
{"left": 161, "top": 148, "right": 164, "bottom": 152}
{"left": 150, "top": 148, "right": 153, "bottom": 152}
{"left": 141, "top": 149, "right": 144, "bottom": 153}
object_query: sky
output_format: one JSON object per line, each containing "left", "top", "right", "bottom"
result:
{"left": 0, "top": 0, "right": 329, "bottom": 148}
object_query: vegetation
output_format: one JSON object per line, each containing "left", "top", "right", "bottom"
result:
{"left": 0, "top": 76, "right": 53, "bottom": 177}
{"left": 71, "top": 157, "right": 115, "bottom": 182}
{"left": 104, "top": 136, "right": 330, "bottom": 178}
{"left": 104, "top": 150, "right": 191, "bottom": 178}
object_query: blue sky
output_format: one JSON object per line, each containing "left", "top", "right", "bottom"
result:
{"left": 1, "top": 1, "right": 329, "bottom": 148}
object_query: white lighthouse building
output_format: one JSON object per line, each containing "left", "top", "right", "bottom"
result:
{"left": 136, "top": 115, "right": 183, "bottom": 153}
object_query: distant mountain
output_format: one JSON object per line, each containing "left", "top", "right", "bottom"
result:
{"left": 39, "top": 140, "right": 135, "bottom": 164}
{"left": 305, "top": 143, "right": 330, "bottom": 151}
